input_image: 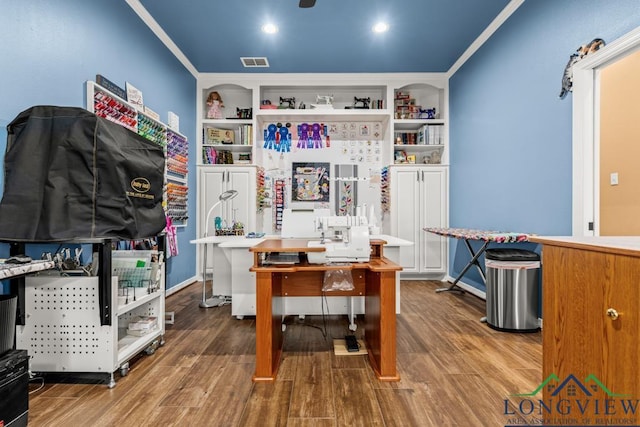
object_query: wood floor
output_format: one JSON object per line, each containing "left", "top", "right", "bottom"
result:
{"left": 27, "top": 280, "right": 542, "bottom": 426}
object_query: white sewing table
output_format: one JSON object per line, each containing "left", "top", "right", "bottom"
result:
{"left": 190, "top": 234, "right": 412, "bottom": 320}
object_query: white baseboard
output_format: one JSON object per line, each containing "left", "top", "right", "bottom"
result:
{"left": 442, "top": 275, "right": 486, "bottom": 300}
{"left": 165, "top": 276, "right": 197, "bottom": 297}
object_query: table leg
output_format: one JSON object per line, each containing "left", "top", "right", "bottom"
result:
{"left": 436, "top": 239, "right": 489, "bottom": 293}
{"left": 364, "top": 270, "right": 399, "bottom": 381}
{"left": 253, "top": 271, "right": 283, "bottom": 382}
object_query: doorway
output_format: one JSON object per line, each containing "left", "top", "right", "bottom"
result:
{"left": 598, "top": 49, "right": 640, "bottom": 235}
{"left": 572, "top": 26, "right": 640, "bottom": 236}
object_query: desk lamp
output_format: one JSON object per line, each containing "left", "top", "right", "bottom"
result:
{"left": 200, "top": 189, "right": 238, "bottom": 308}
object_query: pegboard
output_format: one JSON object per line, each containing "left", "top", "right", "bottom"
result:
{"left": 17, "top": 275, "right": 163, "bottom": 375}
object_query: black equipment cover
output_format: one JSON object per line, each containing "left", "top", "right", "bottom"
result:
{"left": 0, "top": 105, "right": 166, "bottom": 241}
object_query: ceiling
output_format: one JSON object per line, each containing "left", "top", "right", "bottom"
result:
{"left": 136, "top": 0, "right": 513, "bottom": 74}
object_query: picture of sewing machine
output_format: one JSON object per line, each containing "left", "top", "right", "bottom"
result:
{"left": 310, "top": 94, "right": 334, "bottom": 109}
{"left": 307, "top": 215, "right": 370, "bottom": 263}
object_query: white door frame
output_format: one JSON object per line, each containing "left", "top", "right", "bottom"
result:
{"left": 572, "top": 26, "right": 640, "bottom": 236}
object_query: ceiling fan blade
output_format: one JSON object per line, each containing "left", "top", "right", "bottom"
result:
{"left": 299, "top": 0, "right": 316, "bottom": 8}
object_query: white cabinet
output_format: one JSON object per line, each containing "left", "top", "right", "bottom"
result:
{"left": 390, "top": 166, "right": 447, "bottom": 276}
{"left": 198, "top": 166, "right": 256, "bottom": 291}
{"left": 199, "top": 166, "right": 256, "bottom": 235}
{"left": 17, "top": 258, "right": 165, "bottom": 388}
{"left": 196, "top": 74, "right": 449, "bottom": 235}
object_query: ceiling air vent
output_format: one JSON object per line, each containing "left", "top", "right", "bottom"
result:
{"left": 240, "top": 57, "right": 270, "bottom": 68}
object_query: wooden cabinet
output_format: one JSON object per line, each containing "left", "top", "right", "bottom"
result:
{"left": 390, "top": 166, "right": 447, "bottom": 276}
{"left": 532, "top": 236, "right": 640, "bottom": 420}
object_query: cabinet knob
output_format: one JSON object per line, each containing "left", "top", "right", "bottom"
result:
{"left": 606, "top": 308, "right": 619, "bottom": 320}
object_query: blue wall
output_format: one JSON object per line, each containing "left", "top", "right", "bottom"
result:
{"left": 0, "top": 0, "right": 197, "bottom": 291}
{"left": 448, "top": 0, "right": 640, "bottom": 290}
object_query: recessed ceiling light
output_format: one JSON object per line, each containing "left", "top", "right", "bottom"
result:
{"left": 262, "top": 23, "right": 279, "bottom": 34}
{"left": 372, "top": 22, "right": 389, "bottom": 33}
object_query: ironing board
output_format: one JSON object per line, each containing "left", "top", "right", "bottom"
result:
{"left": 423, "top": 227, "right": 531, "bottom": 293}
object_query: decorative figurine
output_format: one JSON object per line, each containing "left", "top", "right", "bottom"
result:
{"left": 559, "top": 38, "right": 605, "bottom": 99}
{"left": 310, "top": 95, "right": 334, "bottom": 109}
{"left": 419, "top": 107, "right": 437, "bottom": 119}
{"left": 206, "top": 91, "right": 224, "bottom": 119}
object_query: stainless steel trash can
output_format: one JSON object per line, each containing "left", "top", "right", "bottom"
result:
{"left": 485, "top": 248, "right": 540, "bottom": 332}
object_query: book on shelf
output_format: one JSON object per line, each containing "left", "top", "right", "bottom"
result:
{"left": 202, "top": 146, "right": 218, "bottom": 164}
{"left": 128, "top": 316, "right": 158, "bottom": 331}
{"left": 416, "top": 124, "right": 444, "bottom": 145}
{"left": 394, "top": 131, "right": 417, "bottom": 145}
{"left": 127, "top": 327, "right": 157, "bottom": 337}
{"left": 238, "top": 124, "right": 253, "bottom": 145}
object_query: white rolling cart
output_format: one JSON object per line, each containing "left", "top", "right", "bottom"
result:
{"left": 15, "top": 241, "right": 166, "bottom": 388}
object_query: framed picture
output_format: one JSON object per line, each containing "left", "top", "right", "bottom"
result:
{"left": 406, "top": 154, "right": 416, "bottom": 164}
{"left": 125, "top": 82, "right": 144, "bottom": 111}
{"left": 292, "top": 162, "right": 330, "bottom": 202}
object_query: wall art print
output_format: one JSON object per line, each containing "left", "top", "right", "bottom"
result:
{"left": 292, "top": 162, "right": 330, "bottom": 202}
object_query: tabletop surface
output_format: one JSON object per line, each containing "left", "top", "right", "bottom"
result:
{"left": 191, "top": 234, "right": 413, "bottom": 247}
{"left": 530, "top": 235, "right": 640, "bottom": 255}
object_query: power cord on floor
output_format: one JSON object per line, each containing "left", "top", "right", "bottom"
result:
{"left": 28, "top": 375, "right": 45, "bottom": 394}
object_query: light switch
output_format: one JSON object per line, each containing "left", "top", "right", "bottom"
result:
{"left": 610, "top": 172, "right": 619, "bottom": 186}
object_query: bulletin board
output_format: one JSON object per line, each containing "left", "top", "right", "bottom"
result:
{"left": 258, "top": 119, "right": 385, "bottom": 233}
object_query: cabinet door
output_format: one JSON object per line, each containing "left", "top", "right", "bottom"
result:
{"left": 420, "top": 168, "right": 447, "bottom": 272}
{"left": 201, "top": 168, "right": 226, "bottom": 236}
{"left": 390, "top": 167, "right": 420, "bottom": 272}
{"left": 604, "top": 252, "right": 640, "bottom": 397}
{"left": 226, "top": 167, "right": 256, "bottom": 232}
{"left": 542, "top": 246, "right": 640, "bottom": 412}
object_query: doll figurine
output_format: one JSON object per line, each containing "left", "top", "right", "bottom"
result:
{"left": 206, "top": 91, "right": 224, "bottom": 119}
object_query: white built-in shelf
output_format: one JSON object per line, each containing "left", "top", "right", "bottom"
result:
{"left": 116, "top": 289, "right": 164, "bottom": 316}
{"left": 203, "top": 119, "right": 253, "bottom": 126}
{"left": 393, "top": 119, "right": 445, "bottom": 131}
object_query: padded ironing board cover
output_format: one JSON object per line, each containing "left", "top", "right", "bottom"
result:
{"left": 424, "top": 227, "right": 531, "bottom": 243}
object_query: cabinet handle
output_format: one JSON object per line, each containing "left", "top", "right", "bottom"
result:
{"left": 416, "top": 170, "right": 420, "bottom": 181}
{"left": 606, "top": 308, "right": 619, "bottom": 320}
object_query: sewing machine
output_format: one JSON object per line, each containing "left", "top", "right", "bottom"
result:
{"left": 307, "top": 215, "right": 370, "bottom": 263}
{"left": 310, "top": 94, "right": 334, "bottom": 109}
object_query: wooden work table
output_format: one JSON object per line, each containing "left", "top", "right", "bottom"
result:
{"left": 249, "top": 239, "right": 402, "bottom": 382}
